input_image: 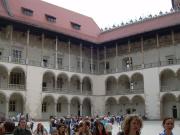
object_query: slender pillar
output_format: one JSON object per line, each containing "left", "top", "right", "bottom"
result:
{"left": 97, "top": 48, "right": 99, "bottom": 73}
{"left": 141, "top": 36, "right": 144, "bottom": 67}
{"left": 26, "top": 29, "right": 30, "bottom": 64}
{"left": 9, "top": 25, "right": 13, "bottom": 62}
{"left": 80, "top": 43, "right": 82, "bottom": 73}
{"left": 156, "top": 33, "right": 160, "bottom": 65}
{"left": 54, "top": 101, "right": 57, "bottom": 117}
{"left": 116, "top": 43, "right": 118, "bottom": 72}
{"left": 80, "top": 81, "right": 83, "bottom": 94}
{"left": 55, "top": 37, "right": 58, "bottom": 69}
{"left": 5, "top": 98, "right": 9, "bottom": 119}
{"left": 68, "top": 102, "right": 71, "bottom": 116}
{"left": 104, "top": 46, "right": 106, "bottom": 74}
{"left": 68, "top": 40, "right": 71, "bottom": 71}
{"left": 90, "top": 46, "right": 93, "bottom": 73}
{"left": 80, "top": 104, "right": 82, "bottom": 116}
{"left": 171, "top": 30, "right": 177, "bottom": 62}
{"left": 41, "top": 33, "right": 44, "bottom": 66}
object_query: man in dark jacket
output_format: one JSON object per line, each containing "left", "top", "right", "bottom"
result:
{"left": 13, "top": 118, "right": 32, "bottom": 135}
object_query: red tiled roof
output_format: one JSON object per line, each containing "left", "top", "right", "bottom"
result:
{"left": 0, "top": 0, "right": 101, "bottom": 43}
{"left": 0, "top": 0, "right": 180, "bottom": 44}
{"left": 98, "top": 12, "right": 180, "bottom": 43}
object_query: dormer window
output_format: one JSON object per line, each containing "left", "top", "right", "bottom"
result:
{"left": 45, "top": 14, "right": 56, "bottom": 23}
{"left": 71, "top": 22, "right": 81, "bottom": 30}
{"left": 21, "top": 7, "right": 33, "bottom": 16}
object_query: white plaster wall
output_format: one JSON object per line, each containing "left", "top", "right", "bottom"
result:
{"left": 143, "top": 67, "right": 160, "bottom": 119}
{"left": 25, "top": 66, "right": 43, "bottom": 119}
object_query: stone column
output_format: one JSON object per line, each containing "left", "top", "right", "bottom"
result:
{"left": 80, "top": 104, "right": 82, "bottom": 116}
{"left": 68, "top": 102, "right": 71, "bottom": 116}
{"left": 5, "top": 98, "right": 9, "bottom": 119}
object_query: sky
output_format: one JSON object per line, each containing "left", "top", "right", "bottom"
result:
{"left": 42, "top": 0, "right": 172, "bottom": 29}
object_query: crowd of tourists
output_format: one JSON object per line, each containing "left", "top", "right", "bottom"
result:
{"left": 0, "top": 114, "right": 176, "bottom": 135}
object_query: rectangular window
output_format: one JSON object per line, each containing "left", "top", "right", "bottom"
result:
{"left": 71, "top": 22, "right": 81, "bottom": 30}
{"left": 43, "top": 56, "right": 49, "bottom": 67}
{"left": 45, "top": 14, "right": 56, "bottom": 23}
{"left": 12, "top": 49, "right": 22, "bottom": 63}
{"left": 57, "top": 103, "right": 61, "bottom": 112}
{"left": 77, "top": 61, "right": 80, "bottom": 68}
{"left": 9, "top": 100, "right": 16, "bottom": 112}
{"left": 0, "top": 49, "right": 3, "bottom": 60}
{"left": 106, "top": 62, "right": 110, "bottom": 70}
{"left": 90, "top": 64, "right": 96, "bottom": 71}
{"left": 166, "top": 55, "right": 175, "bottom": 65}
{"left": 57, "top": 57, "right": 63, "bottom": 68}
{"left": 21, "top": 7, "right": 33, "bottom": 16}
{"left": 42, "top": 102, "right": 47, "bottom": 112}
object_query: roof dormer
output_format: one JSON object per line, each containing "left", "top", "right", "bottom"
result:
{"left": 71, "top": 22, "right": 81, "bottom": 30}
{"left": 45, "top": 14, "right": 56, "bottom": 23}
{"left": 21, "top": 7, "right": 33, "bottom": 16}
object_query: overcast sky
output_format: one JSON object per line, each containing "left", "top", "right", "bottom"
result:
{"left": 42, "top": 0, "right": 172, "bottom": 28}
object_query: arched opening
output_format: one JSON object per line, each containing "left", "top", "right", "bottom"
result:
{"left": 160, "top": 69, "right": 176, "bottom": 92}
{"left": 42, "top": 72, "right": 55, "bottom": 92}
{"left": 161, "top": 93, "right": 177, "bottom": 118}
{"left": 105, "top": 97, "right": 118, "bottom": 115}
{"left": 9, "top": 93, "right": 24, "bottom": 117}
{"left": 42, "top": 95, "right": 55, "bottom": 119}
{"left": 82, "top": 77, "right": 92, "bottom": 95}
{"left": 57, "top": 73, "right": 68, "bottom": 92}
{"left": 131, "top": 95, "right": 145, "bottom": 116}
{"left": 70, "top": 75, "right": 81, "bottom": 94}
{"left": 106, "top": 76, "right": 117, "bottom": 95}
{"left": 118, "top": 75, "right": 130, "bottom": 94}
{"left": 118, "top": 96, "right": 130, "bottom": 115}
{"left": 57, "top": 96, "right": 68, "bottom": 117}
{"left": 9, "top": 67, "right": 25, "bottom": 90}
{"left": 70, "top": 97, "right": 80, "bottom": 116}
{"left": 131, "top": 73, "right": 144, "bottom": 93}
{"left": 0, "top": 65, "right": 8, "bottom": 89}
{"left": 82, "top": 98, "right": 91, "bottom": 116}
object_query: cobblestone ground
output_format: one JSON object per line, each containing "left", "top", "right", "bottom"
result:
{"left": 30, "top": 120, "right": 180, "bottom": 135}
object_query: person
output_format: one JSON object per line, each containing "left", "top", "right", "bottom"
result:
{"left": 0, "top": 122, "right": 5, "bottom": 135}
{"left": 159, "top": 117, "right": 174, "bottom": 135}
{"left": 33, "top": 123, "right": 48, "bottom": 135}
{"left": 117, "top": 114, "right": 143, "bottom": 135}
{"left": 57, "top": 123, "right": 68, "bottom": 135}
{"left": 94, "top": 122, "right": 108, "bottom": 135}
{"left": 13, "top": 118, "right": 32, "bottom": 135}
{"left": 3, "top": 121, "right": 15, "bottom": 135}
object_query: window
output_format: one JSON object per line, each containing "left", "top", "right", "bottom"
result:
{"left": 10, "top": 72, "right": 24, "bottom": 84}
{"left": 71, "top": 22, "right": 81, "bottom": 30}
{"left": 9, "top": 100, "right": 16, "bottom": 112}
{"left": 43, "top": 56, "right": 49, "bottom": 67}
{"left": 21, "top": 7, "right": 33, "bottom": 16}
{"left": 42, "top": 102, "right": 47, "bottom": 112}
{"left": 57, "top": 103, "right": 61, "bottom": 112}
{"left": 57, "top": 57, "right": 63, "bottom": 68}
{"left": 106, "top": 62, "right": 110, "bottom": 70}
{"left": 166, "top": 55, "right": 175, "bottom": 65}
{"left": 77, "top": 61, "right": 80, "bottom": 68}
{"left": 12, "top": 49, "right": 22, "bottom": 63}
{"left": 57, "top": 78, "right": 63, "bottom": 89}
{"left": 123, "top": 57, "right": 133, "bottom": 70}
{"left": 0, "top": 49, "right": 3, "bottom": 59}
{"left": 45, "top": 14, "right": 56, "bottom": 23}
{"left": 90, "top": 64, "right": 96, "bottom": 71}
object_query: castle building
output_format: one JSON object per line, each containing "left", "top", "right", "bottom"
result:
{"left": 0, "top": 0, "right": 180, "bottom": 120}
